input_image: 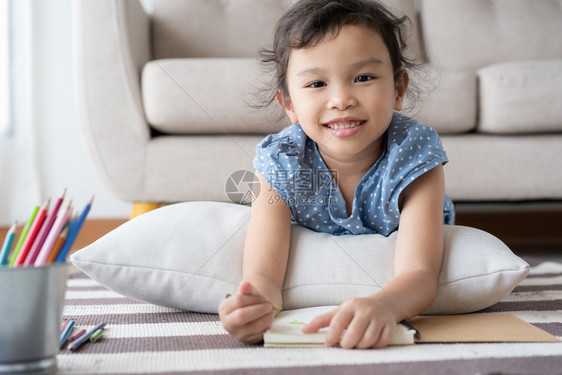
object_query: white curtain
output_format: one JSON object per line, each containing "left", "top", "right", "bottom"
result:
{"left": 0, "top": 0, "right": 41, "bottom": 226}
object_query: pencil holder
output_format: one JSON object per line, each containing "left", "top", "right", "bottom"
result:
{"left": 0, "top": 263, "right": 68, "bottom": 374}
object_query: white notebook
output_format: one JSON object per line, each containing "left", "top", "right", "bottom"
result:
{"left": 264, "top": 306, "right": 416, "bottom": 347}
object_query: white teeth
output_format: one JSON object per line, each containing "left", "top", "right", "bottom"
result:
{"left": 326, "top": 121, "right": 363, "bottom": 130}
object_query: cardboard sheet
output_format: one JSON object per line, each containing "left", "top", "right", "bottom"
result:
{"left": 407, "top": 314, "right": 560, "bottom": 343}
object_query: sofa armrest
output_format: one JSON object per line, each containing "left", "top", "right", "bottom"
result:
{"left": 73, "top": 0, "right": 151, "bottom": 201}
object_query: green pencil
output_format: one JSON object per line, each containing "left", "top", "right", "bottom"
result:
{"left": 9, "top": 205, "right": 39, "bottom": 267}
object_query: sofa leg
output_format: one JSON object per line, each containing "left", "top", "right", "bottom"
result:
{"left": 130, "top": 202, "right": 166, "bottom": 219}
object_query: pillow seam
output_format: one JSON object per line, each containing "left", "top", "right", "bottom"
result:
{"left": 437, "top": 267, "right": 529, "bottom": 287}
{"left": 73, "top": 260, "right": 240, "bottom": 287}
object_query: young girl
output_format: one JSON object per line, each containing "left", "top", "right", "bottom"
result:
{"left": 219, "top": 0, "right": 455, "bottom": 349}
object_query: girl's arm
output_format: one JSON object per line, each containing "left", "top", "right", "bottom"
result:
{"left": 304, "top": 165, "right": 445, "bottom": 349}
{"left": 218, "top": 171, "right": 292, "bottom": 343}
{"left": 386, "top": 164, "right": 445, "bottom": 319}
{"left": 243, "top": 171, "right": 292, "bottom": 308}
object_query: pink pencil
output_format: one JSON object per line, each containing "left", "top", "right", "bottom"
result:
{"left": 24, "top": 189, "right": 67, "bottom": 266}
{"left": 34, "top": 200, "right": 72, "bottom": 267}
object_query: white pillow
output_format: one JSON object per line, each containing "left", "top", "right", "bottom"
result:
{"left": 477, "top": 59, "right": 562, "bottom": 134}
{"left": 70, "top": 201, "right": 529, "bottom": 314}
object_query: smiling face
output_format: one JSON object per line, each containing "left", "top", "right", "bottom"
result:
{"left": 278, "top": 24, "right": 408, "bottom": 164}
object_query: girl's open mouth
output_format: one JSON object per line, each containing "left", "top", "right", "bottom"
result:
{"left": 323, "top": 120, "right": 366, "bottom": 137}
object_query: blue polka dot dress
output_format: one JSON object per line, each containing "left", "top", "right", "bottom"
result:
{"left": 253, "top": 112, "right": 455, "bottom": 236}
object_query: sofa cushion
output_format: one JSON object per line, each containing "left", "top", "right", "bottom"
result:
{"left": 420, "top": 0, "right": 562, "bottom": 71}
{"left": 142, "top": 58, "right": 289, "bottom": 135}
{"left": 151, "top": 0, "right": 422, "bottom": 60}
{"left": 477, "top": 60, "right": 562, "bottom": 134}
{"left": 441, "top": 134, "right": 562, "bottom": 200}
{"left": 71, "top": 201, "right": 529, "bottom": 315}
{"left": 409, "top": 68, "right": 476, "bottom": 134}
{"left": 151, "top": 0, "right": 291, "bottom": 58}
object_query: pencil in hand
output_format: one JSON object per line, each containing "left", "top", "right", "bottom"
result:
{"left": 225, "top": 289, "right": 283, "bottom": 312}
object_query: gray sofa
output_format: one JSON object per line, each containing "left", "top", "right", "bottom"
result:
{"left": 74, "top": 0, "right": 562, "bottom": 215}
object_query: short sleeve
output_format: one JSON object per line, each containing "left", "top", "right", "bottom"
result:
{"left": 253, "top": 125, "right": 307, "bottom": 203}
{"left": 387, "top": 122, "right": 448, "bottom": 184}
{"left": 383, "top": 117, "right": 449, "bottom": 216}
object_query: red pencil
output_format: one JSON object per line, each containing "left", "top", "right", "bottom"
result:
{"left": 34, "top": 200, "right": 72, "bottom": 267}
{"left": 69, "top": 328, "right": 87, "bottom": 342}
{"left": 24, "top": 189, "right": 67, "bottom": 266}
{"left": 13, "top": 199, "right": 50, "bottom": 267}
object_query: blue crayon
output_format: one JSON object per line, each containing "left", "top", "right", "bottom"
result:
{"left": 59, "top": 320, "right": 75, "bottom": 348}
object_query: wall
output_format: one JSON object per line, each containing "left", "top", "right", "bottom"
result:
{"left": 30, "top": 0, "right": 130, "bottom": 222}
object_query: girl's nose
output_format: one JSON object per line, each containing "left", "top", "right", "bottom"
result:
{"left": 327, "top": 85, "right": 358, "bottom": 110}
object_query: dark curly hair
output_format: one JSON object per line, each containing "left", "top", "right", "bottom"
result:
{"left": 258, "top": 0, "right": 422, "bottom": 109}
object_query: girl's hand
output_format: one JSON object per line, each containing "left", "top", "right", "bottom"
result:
{"left": 302, "top": 297, "right": 397, "bottom": 349}
{"left": 218, "top": 281, "right": 276, "bottom": 344}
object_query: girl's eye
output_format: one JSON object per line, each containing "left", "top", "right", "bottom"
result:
{"left": 355, "top": 75, "right": 374, "bottom": 83}
{"left": 306, "top": 81, "right": 327, "bottom": 88}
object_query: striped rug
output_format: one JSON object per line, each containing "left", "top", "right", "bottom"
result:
{"left": 57, "top": 257, "right": 562, "bottom": 375}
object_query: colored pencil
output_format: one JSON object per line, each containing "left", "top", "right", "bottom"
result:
{"left": 12, "top": 200, "right": 50, "bottom": 267}
{"left": 67, "top": 210, "right": 77, "bottom": 236}
{"left": 34, "top": 201, "right": 72, "bottom": 267}
{"left": 69, "top": 328, "right": 86, "bottom": 342}
{"left": 24, "top": 189, "right": 66, "bottom": 266}
{"left": 56, "top": 196, "right": 93, "bottom": 263}
{"left": 46, "top": 224, "right": 69, "bottom": 264}
{"left": 9, "top": 205, "right": 39, "bottom": 266}
{"left": 0, "top": 223, "right": 17, "bottom": 266}
{"left": 59, "top": 320, "right": 75, "bottom": 348}
{"left": 67, "top": 322, "right": 105, "bottom": 351}
{"left": 89, "top": 328, "right": 104, "bottom": 342}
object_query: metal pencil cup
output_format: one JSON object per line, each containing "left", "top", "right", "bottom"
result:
{"left": 0, "top": 263, "right": 68, "bottom": 374}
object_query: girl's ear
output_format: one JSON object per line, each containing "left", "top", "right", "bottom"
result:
{"left": 276, "top": 91, "right": 299, "bottom": 124}
{"left": 394, "top": 70, "right": 409, "bottom": 111}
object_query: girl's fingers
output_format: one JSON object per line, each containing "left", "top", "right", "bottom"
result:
{"left": 227, "top": 301, "right": 273, "bottom": 328}
{"left": 235, "top": 309, "right": 276, "bottom": 343}
{"left": 325, "top": 308, "right": 353, "bottom": 347}
{"left": 219, "top": 281, "right": 278, "bottom": 344}
{"left": 227, "top": 281, "right": 270, "bottom": 312}
{"left": 301, "top": 308, "right": 338, "bottom": 333}
{"left": 372, "top": 322, "right": 395, "bottom": 349}
{"left": 238, "top": 280, "right": 257, "bottom": 296}
{"left": 340, "top": 315, "right": 370, "bottom": 349}
{"left": 222, "top": 302, "right": 274, "bottom": 343}
{"left": 355, "top": 320, "right": 382, "bottom": 349}
{"left": 219, "top": 291, "right": 267, "bottom": 317}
